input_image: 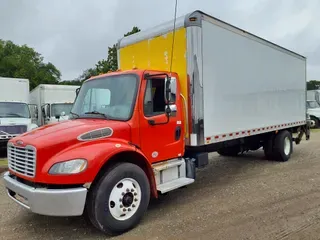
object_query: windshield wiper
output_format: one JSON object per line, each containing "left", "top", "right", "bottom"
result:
{"left": 70, "top": 111, "right": 80, "bottom": 118}
{"left": 5, "top": 113, "right": 25, "bottom": 118}
{"left": 84, "top": 111, "right": 109, "bottom": 119}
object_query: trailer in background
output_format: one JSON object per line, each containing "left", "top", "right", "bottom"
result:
{"left": 29, "top": 84, "right": 79, "bottom": 126}
{"left": 307, "top": 90, "right": 320, "bottom": 105}
{"left": 0, "top": 77, "right": 38, "bottom": 147}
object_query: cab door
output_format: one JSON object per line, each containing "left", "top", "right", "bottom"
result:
{"left": 139, "top": 72, "right": 184, "bottom": 163}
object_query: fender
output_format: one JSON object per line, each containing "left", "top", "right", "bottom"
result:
{"left": 135, "top": 147, "right": 158, "bottom": 198}
{"left": 40, "top": 138, "right": 158, "bottom": 197}
{"left": 94, "top": 141, "right": 158, "bottom": 198}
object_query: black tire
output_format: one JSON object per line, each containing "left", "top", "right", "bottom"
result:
{"left": 217, "top": 145, "right": 240, "bottom": 157}
{"left": 263, "top": 134, "right": 275, "bottom": 160}
{"left": 85, "top": 162, "right": 150, "bottom": 236}
{"left": 311, "top": 116, "right": 319, "bottom": 128}
{"left": 273, "top": 130, "right": 293, "bottom": 162}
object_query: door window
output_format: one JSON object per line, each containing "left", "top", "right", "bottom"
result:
{"left": 143, "top": 77, "right": 177, "bottom": 117}
{"left": 144, "top": 78, "right": 166, "bottom": 117}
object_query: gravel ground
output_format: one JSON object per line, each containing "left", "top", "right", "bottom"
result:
{"left": 1, "top": 131, "right": 320, "bottom": 240}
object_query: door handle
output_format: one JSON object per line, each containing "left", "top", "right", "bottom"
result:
{"left": 175, "top": 126, "right": 181, "bottom": 141}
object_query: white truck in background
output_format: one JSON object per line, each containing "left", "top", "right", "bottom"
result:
{"left": 0, "top": 77, "right": 38, "bottom": 147}
{"left": 29, "top": 84, "right": 79, "bottom": 126}
{"left": 306, "top": 100, "right": 320, "bottom": 128}
{"left": 307, "top": 90, "right": 320, "bottom": 104}
{"left": 307, "top": 90, "right": 320, "bottom": 127}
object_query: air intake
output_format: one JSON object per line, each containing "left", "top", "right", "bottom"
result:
{"left": 78, "top": 127, "right": 113, "bottom": 141}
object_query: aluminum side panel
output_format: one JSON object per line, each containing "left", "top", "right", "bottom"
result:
{"left": 202, "top": 20, "right": 306, "bottom": 141}
{"left": 186, "top": 26, "right": 204, "bottom": 146}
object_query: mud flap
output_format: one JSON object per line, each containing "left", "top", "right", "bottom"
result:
{"left": 294, "top": 123, "right": 310, "bottom": 145}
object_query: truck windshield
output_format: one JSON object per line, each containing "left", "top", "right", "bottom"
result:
{"left": 71, "top": 74, "right": 138, "bottom": 121}
{"left": 51, "top": 103, "right": 73, "bottom": 117}
{"left": 0, "top": 102, "right": 30, "bottom": 118}
{"left": 307, "top": 101, "right": 320, "bottom": 109}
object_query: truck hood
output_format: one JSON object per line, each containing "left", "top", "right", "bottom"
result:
{"left": 9, "top": 119, "right": 132, "bottom": 181}
{"left": 0, "top": 117, "right": 36, "bottom": 132}
{"left": 0, "top": 117, "right": 31, "bottom": 126}
{"left": 308, "top": 108, "right": 320, "bottom": 118}
{"left": 13, "top": 119, "right": 131, "bottom": 148}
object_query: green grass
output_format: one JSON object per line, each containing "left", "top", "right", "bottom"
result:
{"left": 311, "top": 128, "right": 320, "bottom": 133}
{"left": 0, "top": 159, "right": 8, "bottom": 167}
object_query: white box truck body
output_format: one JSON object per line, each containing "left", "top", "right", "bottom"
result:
{"left": 0, "top": 77, "right": 38, "bottom": 146}
{"left": 29, "top": 84, "right": 79, "bottom": 126}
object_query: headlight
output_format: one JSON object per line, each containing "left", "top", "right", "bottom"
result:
{"left": 49, "top": 159, "right": 87, "bottom": 175}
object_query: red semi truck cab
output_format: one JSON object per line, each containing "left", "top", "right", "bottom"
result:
{"left": 4, "top": 69, "right": 187, "bottom": 234}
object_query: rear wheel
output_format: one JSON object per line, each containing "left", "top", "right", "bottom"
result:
{"left": 85, "top": 162, "right": 150, "bottom": 236}
{"left": 273, "top": 130, "right": 293, "bottom": 162}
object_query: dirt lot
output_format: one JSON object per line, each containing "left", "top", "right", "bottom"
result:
{"left": 1, "top": 131, "right": 320, "bottom": 240}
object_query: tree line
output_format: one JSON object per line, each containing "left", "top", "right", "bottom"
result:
{"left": 0, "top": 26, "right": 140, "bottom": 90}
{"left": 1, "top": 26, "right": 319, "bottom": 91}
{"left": 307, "top": 80, "right": 320, "bottom": 91}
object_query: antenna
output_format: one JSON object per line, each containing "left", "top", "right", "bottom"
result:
{"left": 169, "top": 0, "right": 178, "bottom": 77}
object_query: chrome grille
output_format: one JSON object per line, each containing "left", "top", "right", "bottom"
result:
{"left": 7, "top": 143, "right": 36, "bottom": 178}
{"left": 0, "top": 125, "right": 27, "bottom": 135}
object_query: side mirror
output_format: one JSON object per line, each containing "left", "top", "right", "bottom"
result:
{"left": 28, "top": 104, "right": 38, "bottom": 119}
{"left": 55, "top": 111, "right": 65, "bottom": 121}
{"left": 41, "top": 104, "right": 50, "bottom": 118}
{"left": 165, "top": 105, "right": 172, "bottom": 115}
{"left": 164, "top": 77, "right": 177, "bottom": 104}
{"left": 46, "top": 104, "right": 50, "bottom": 118}
{"left": 76, "top": 87, "right": 80, "bottom": 96}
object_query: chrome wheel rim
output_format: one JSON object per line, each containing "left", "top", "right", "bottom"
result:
{"left": 284, "top": 136, "right": 291, "bottom": 156}
{"left": 108, "top": 178, "right": 141, "bottom": 221}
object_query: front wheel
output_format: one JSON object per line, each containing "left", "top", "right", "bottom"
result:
{"left": 311, "top": 116, "right": 319, "bottom": 128}
{"left": 85, "top": 162, "right": 150, "bottom": 236}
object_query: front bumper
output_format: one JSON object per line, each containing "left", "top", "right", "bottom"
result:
{"left": 3, "top": 172, "right": 87, "bottom": 216}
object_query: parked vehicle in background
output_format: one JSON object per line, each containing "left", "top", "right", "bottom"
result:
{"left": 29, "top": 84, "right": 79, "bottom": 126}
{"left": 307, "top": 90, "right": 320, "bottom": 105}
{"left": 307, "top": 100, "right": 320, "bottom": 128}
{"left": 3, "top": 10, "right": 310, "bottom": 236}
{"left": 0, "top": 77, "right": 38, "bottom": 148}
